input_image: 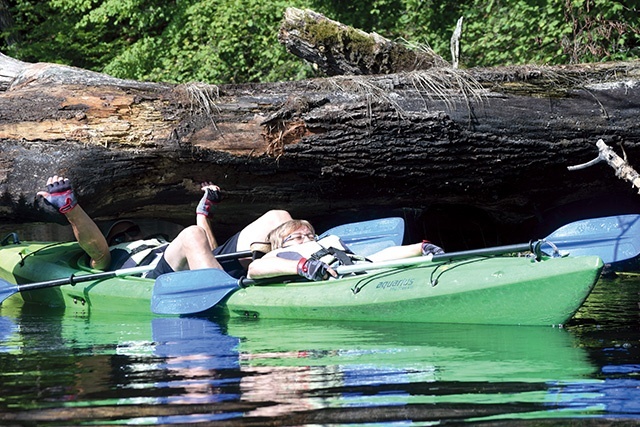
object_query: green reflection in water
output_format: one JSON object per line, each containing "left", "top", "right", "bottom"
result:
{"left": 1, "top": 276, "right": 634, "bottom": 425}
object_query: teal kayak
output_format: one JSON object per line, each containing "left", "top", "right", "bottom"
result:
{"left": 0, "top": 240, "right": 603, "bottom": 325}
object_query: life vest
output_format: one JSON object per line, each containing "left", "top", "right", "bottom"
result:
{"left": 275, "top": 235, "right": 368, "bottom": 268}
{"left": 109, "top": 237, "right": 169, "bottom": 271}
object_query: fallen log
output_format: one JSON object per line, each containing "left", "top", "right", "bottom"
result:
{"left": 1, "top": 56, "right": 640, "bottom": 248}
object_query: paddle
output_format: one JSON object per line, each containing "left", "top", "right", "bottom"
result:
{"left": 0, "top": 249, "right": 252, "bottom": 305}
{"left": 541, "top": 214, "right": 640, "bottom": 265}
{"left": 319, "top": 217, "right": 404, "bottom": 256}
{"left": 151, "top": 241, "right": 542, "bottom": 315}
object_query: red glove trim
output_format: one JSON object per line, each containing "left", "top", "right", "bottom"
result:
{"left": 297, "top": 257, "right": 308, "bottom": 274}
{"left": 59, "top": 195, "right": 77, "bottom": 214}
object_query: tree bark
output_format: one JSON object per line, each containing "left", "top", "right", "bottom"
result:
{"left": 1, "top": 51, "right": 640, "bottom": 250}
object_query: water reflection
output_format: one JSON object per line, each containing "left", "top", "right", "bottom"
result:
{"left": 228, "top": 318, "right": 598, "bottom": 421}
{"left": 0, "top": 275, "right": 639, "bottom": 424}
{"left": 150, "top": 317, "right": 242, "bottom": 423}
{"left": 0, "top": 315, "right": 17, "bottom": 345}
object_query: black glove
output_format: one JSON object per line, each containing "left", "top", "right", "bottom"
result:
{"left": 296, "top": 258, "right": 331, "bottom": 281}
{"left": 421, "top": 241, "right": 445, "bottom": 256}
{"left": 40, "top": 178, "right": 77, "bottom": 214}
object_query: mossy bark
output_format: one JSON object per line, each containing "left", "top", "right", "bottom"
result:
{"left": 278, "top": 7, "right": 448, "bottom": 76}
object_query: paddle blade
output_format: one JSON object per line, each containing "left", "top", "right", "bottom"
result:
{"left": 320, "top": 217, "right": 405, "bottom": 256}
{"left": 0, "top": 279, "right": 18, "bottom": 304}
{"left": 544, "top": 214, "right": 640, "bottom": 264}
{"left": 151, "top": 268, "right": 239, "bottom": 315}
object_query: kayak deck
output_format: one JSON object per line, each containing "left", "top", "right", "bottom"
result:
{"left": 0, "top": 241, "right": 603, "bottom": 325}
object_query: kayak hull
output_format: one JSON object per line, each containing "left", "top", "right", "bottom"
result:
{"left": 224, "top": 254, "right": 603, "bottom": 325}
{"left": 0, "top": 241, "right": 603, "bottom": 325}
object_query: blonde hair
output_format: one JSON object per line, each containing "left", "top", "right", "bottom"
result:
{"left": 267, "top": 219, "right": 315, "bottom": 250}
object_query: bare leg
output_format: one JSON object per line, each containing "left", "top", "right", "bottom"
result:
{"left": 162, "top": 226, "right": 223, "bottom": 272}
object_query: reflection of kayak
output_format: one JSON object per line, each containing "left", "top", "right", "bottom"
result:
{"left": 227, "top": 319, "right": 601, "bottom": 420}
{"left": 0, "top": 241, "right": 603, "bottom": 325}
{"left": 0, "top": 303, "right": 609, "bottom": 421}
{"left": 226, "top": 318, "right": 596, "bottom": 383}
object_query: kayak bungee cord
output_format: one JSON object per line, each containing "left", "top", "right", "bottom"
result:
{"left": 349, "top": 241, "right": 549, "bottom": 294}
{"left": 427, "top": 240, "right": 555, "bottom": 286}
{"left": 18, "top": 241, "right": 75, "bottom": 267}
{"left": 349, "top": 257, "right": 493, "bottom": 294}
{"left": 428, "top": 257, "right": 499, "bottom": 287}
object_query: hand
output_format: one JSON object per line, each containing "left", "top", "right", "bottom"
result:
{"left": 37, "top": 176, "right": 77, "bottom": 214}
{"left": 196, "top": 182, "right": 222, "bottom": 217}
{"left": 421, "top": 241, "right": 445, "bottom": 256}
{"left": 296, "top": 258, "right": 336, "bottom": 281}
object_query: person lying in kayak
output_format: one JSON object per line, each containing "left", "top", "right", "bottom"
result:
{"left": 247, "top": 219, "right": 444, "bottom": 281}
{"left": 37, "top": 176, "right": 292, "bottom": 278}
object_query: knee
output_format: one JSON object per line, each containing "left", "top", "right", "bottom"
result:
{"left": 262, "top": 210, "right": 292, "bottom": 227}
{"left": 179, "top": 225, "right": 209, "bottom": 246}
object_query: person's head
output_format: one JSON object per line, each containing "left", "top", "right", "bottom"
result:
{"left": 267, "top": 219, "right": 316, "bottom": 250}
{"left": 106, "top": 220, "right": 144, "bottom": 245}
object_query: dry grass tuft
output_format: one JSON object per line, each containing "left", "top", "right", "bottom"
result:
{"left": 180, "top": 82, "right": 221, "bottom": 130}
{"left": 320, "top": 66, "right": 487, "bottom": 119}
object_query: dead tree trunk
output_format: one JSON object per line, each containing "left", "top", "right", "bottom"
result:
{"left": 569, "top": 139, "right": 640, "bottom": 192}
{"left": 1, "top": 51, "right": 640, "bottom": 249}
{"left": 278, "top": 7, "right": 449, "bottom": 76}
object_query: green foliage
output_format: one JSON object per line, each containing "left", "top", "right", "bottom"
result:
{"left": 563, "top": 0, "right": 640, "bottom": 63}
{"left": 4, "top": 0, "right": 318, "bottom": 83}
{"left": 101, "top": 0, "right": 318, "bottom": 84}
{"left": 2, "top": 0, "right": 638, "bottom": 84}
{"left": 458, "top": 0, "right": 574, "bottom": 66}
{"left": 363, "top": 0, "right": 638, "bottom": 67}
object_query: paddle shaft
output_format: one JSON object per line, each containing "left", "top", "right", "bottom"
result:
{"left": 15, "top": 265, "right": 155, "bottom": 292}
{"left": 5, "top": 249, "right": 253, "bottom": 294}
{"left": 335, "top": 242, "right": 535, "bottom": 275}
{"left": 234, "top": 242, "right": 536, "bottom": 287}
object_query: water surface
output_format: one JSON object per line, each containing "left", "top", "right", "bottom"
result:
{"left": 0, "top": 275, "right": 639, "bottom": 425}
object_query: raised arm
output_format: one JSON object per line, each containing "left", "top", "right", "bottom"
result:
{"left": 37, "top": 176, "right": 111, "bottom": 270}
{"left": 195, "top": 182, "right": 222, "bottom": 250}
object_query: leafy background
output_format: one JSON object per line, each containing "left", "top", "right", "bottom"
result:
{"left": 1, "top": 0, "right": 638, "bottom": 84}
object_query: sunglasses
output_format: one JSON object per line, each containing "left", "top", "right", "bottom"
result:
{"left": 282, "top": 232, "right": 316, "bottom": 246}
{"left": 111, "top": 225, "right": 142, "bottom": 245}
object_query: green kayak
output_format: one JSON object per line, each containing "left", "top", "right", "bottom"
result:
{"left": 0, "top": 240, "right": 603, "bottom": 326}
